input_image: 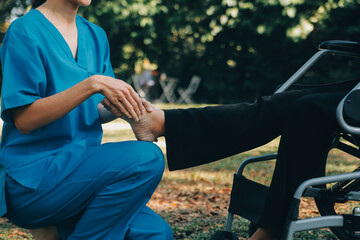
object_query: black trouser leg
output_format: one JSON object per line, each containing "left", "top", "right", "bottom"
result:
{"left": 164, "top": 80, "right": 357, "bottom": 171}
{"left": 164, "top": 89, "right": 311, "bottom": 170}
{"left": 257, "top": 91, "right": 348, "bottom": 236}
{"left": 164, "top": 79, "right": 358, "bottom": 235}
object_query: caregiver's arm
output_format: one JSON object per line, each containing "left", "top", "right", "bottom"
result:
{"left": 13, "top": 75, "right": 144, "bottom": 134}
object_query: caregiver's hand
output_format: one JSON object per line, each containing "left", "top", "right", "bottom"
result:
{"left": 93, "top": 75, "right": 144, "bottom": 121}
{"left": 102, "top": 97, "right": 154, "bottom": 118}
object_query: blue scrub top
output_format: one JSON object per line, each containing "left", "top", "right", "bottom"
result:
{"left": 0, "top": 9, "right": 115, "bottom": 216}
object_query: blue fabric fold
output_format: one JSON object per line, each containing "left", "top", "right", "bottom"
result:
{"left": 0, "top": 166, "right": 6, "bottom": 217}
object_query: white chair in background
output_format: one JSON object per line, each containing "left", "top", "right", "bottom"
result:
{"left": 158, "top": 73, "right": 179, "bottom": 103}
{"left": 176, "top": 75, "right": 201, "bottom": 104}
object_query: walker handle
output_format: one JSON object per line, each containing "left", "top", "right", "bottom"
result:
{"left": 337, "top": 82, "right": 360, "bottom": 135}
{"left": 275, "top": 40, "right": 360, "bottom": 94}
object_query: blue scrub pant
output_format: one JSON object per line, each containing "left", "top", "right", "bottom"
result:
{"left": 5, "top": 141, "right": 173, "bottom": 240}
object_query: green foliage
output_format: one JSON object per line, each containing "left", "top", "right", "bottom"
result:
{"left": 0, "top": 0, "right": 28, "bottom": 40}
{"left": 80, "top": 0, "right": 360, "bottom": 103}
{"left": 1, "top": 0, "right": 360, "bottom": 103}
{"left": 0, "top": 0, "right": 29, "bottom": 89}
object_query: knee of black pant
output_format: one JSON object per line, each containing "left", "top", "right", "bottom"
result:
{"left": 291, "top": 92, "right": 340, "bottom": 125}
{"left": 291, "top": 96, "right": 319, "bottom": 119}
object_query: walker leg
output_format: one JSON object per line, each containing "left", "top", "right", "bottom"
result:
{"left": 225, "top": 213, "right": 234, "bottom": 232}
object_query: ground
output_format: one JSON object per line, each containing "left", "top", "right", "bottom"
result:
{"left": 0, "top": 104, "right": 359, "bottom": 239}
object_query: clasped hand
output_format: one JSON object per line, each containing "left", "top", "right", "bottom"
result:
{"left": 96, "top": 75, "right": 153, "bottom": 121}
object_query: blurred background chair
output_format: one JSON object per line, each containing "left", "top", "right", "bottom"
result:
{"left": 176, "top": 75, "right": 201, "bottom": 104}
{"left": 158, "top": 73, "right": 179, "bottom": 103}
{"left": 132, "top": 74, "right": 152, "bottom": 99}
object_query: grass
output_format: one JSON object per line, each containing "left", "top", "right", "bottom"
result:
{"left": 1, "top": 103, "right": 359, "bottom": 239}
